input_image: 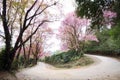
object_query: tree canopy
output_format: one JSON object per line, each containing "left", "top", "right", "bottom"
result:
{"left": 75, "top": 0, "right": 120, "bottom": 29}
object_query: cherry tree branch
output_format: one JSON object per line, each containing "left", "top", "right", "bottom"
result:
{"left": 0, "top": 34, "right": 5, "bottom": 39}
{"left": 17, "top": 20, "right": 49, "bottom": 48}
{"left": 14, "top": 0, "right": 56, "bottom": 51}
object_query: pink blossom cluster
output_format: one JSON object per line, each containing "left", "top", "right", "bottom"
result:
{"left": 103, "top": 10, "right": 117, "bottom": 25}
{"left": 103, "top": 10, "right": 117, "bottom": 19}
{"left": 62, "top": 12, "right": 90, "bottom": 28}
{"left": 61, "top": 43, "right": 69, "bottom": 51}
{"left": 58, "top": 12, "right": 98, "bottom": 51}
{"left": 83, "top": 34, "right": 99, "bottom": 42}
{"left": 17, "top": 25, "right": 53, "bottom": 59}
{"left": 38, "top": 52, "right": 51, "bottom": 58}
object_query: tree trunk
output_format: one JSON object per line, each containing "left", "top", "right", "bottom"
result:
{"left": 28, "top": 37, "right": 32, "bottom": 62}
{"left": 3, "top": 49, "right": 16, "bottom": 70}
{"left": 2, "top": 0, "right": 13, "bottom": 70}
{"left": 34, "top": 55, "right": 38, "bottom": 65}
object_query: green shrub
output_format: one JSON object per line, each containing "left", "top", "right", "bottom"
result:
{"left": 11, "top": 56, "right": 37, "bottom": 70}
{"left": 44, "top": 49, "right": 83, "bottom": 64}
{"left": 0, "top": 48, "right": 6, "bottom": 70}
{"left": 85, "top": 27, "right": 120, "bottom": 56}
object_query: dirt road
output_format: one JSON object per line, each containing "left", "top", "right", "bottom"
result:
{"left": 16, "top": 55, "right": 120, "bottom": 80}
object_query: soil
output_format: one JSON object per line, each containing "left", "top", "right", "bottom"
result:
{"left": 0, "top": 55, "right": 120, "bottom": 80}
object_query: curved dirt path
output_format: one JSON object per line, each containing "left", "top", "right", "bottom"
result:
{"left": 16, "top": 55, "right": 120, "bottom": 80}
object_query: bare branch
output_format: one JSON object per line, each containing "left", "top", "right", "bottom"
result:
{"left": 14, "top": 0, "right": 57, "bottom": 53}
{"left": 0, "top": 4, "right": 2, "bottom": 18}
{"left": 23, "top": 0, "right": 38, "bottom": 29}
{"left": 23, "top": 1, "right": 56, "bottom": 33}
{"left": 17, "top": 20, "right": 49, "bottom": 49}
{"left": 0, "top": 12, "right": 1, "bottom": 18}
{"left": 27, "top": 2, "right": 57, "bottom": 20}
{"left": 7, "top": 0, "right": 12, "bottom": 26}
{"left": 9, "top": 7, "right": 20, "bottom": 35}
{"left": 29, "top": 20, "right": 52, "bottom": 26}
{"left": 14, "top": 0, "right": 38, "bottom": 49}
{"left": 0, "top": 34, "right": 5, "bottom": 39}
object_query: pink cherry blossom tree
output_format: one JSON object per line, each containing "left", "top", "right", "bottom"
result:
{"left": 58, "top": 12, "right": 98, "bottom": 56}
{"left": 16, "top": 23, "right": 53, "bottom": 65}
{"left": 103, "top": 10, "right": 117, "bottom": 26}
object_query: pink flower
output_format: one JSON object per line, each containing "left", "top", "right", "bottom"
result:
{"left": 84, "top": 34, "right": 99, "bottom": 42}
{"left": 103, "top": 10, "right": 117, "bottom": 19}
{"left": 58, "top": 12, "right": 98, "bottom": 51}
{"left": 103, "top": 10, "right": 117, "bottom": 26}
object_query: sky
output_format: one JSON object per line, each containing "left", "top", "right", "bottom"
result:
{"left": 0, "top": 0, "right": 76, "bottom": 52}
{"left": 46, "top": 0, "right": 76, "bottom": 52}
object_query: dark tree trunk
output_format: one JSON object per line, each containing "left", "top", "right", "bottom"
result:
{"left": 2, "top": 0, "right": 12, "bottom": 70}
{"left": 3, "top": 49, "right": 17, "bottom": 70}
{"left": 2, "top": 0, "right": 17, "bottom": 69}
{"left": 16, "top": 46, "right": 22, "bottom": 60}
{"left": 1, "top": 0, "right": 53, "bottom": 70}
{"left": 28, "top": 37, "right": 32, "bottom": 62}
{"left": 34, "top": 55, "right": 38, "bottom": 65}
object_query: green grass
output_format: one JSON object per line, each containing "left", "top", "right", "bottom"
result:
{"left": 51, "top": 55, "right": 94, "bottom": 68}
{"left": 44, "top": 49, "right": 94, "bottom": 68}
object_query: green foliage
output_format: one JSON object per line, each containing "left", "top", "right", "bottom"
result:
{"left": 113, "top": 0, "right": 120, "bottom": 22}
{"left": 44, "top": 50, "right": 93, "bottom": 68}
{"left": 76, "top": 0, "right": 107, "bottom": 28}
{"left": 110, "top": 22, "right": 120, "bottom": 39}
{"left": 0, "top": 48, "right": 36, "bottom": 70}
{"left": 44, "top": 49, "right": 82, "bottom": 64}
{"left": 56, "top": 56, "right": 93, "bottom": 68}
{"left": 0, "top": 48, "right": 6, "bottom": 70}
{"left": 11, "top": 56, "right": 37, "bottom": 70}
{"left": 85, "top": 24, "right": 120, "bottom": 56}
{"left": 75, "top": 0, "right": 120, "bottom": 28}
{"left": 75, "top": 0, "right": 120, "bottom": 56}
